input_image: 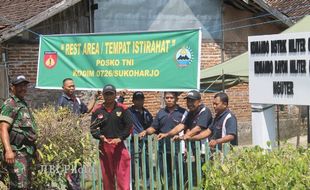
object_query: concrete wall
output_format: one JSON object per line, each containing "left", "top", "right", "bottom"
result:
{"left": 94, "top": 0, "right": 222, "bottom": 40}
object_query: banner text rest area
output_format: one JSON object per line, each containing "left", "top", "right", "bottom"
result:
{"left": 37, "top": 29, "right": 201, "bottom": 91}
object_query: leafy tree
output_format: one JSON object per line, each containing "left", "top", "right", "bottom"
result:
{"left": 32, "top": 106, "right": 97, "bottom": 189}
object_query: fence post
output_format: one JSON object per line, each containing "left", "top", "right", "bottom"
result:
{"left": 127, "top": 136, "right": 132, "bottom": 190}
{"left": 162, "top": 139, "right": 168, "bottom": 190}
{"left": 223, "top": 143, "right": 230, "bottom": 157}
{"left": 91, "top": 139, "right": 99, "bottom": 190}
{"left": 147, "top": 135, "right": 154, "bottom": 190}
{"left": 134, "top": 135, "right": 140, "bottom": 190}
{"left": 195, "top": 141, "right": 202, "bottom": 187}
{"left": 171, "top": 139, "right": 177, "bottom": 190}
{"left": 141, "top": 139, "right": 147, "bottom": 190}
{"left": 154, "top": 139, "right": 161, "bottom": 190}
{"left": 178, "top": 141, "right": 184, "bottom": 190}
{"left": 186, "top": 141, "right": 193, "bottom": 190}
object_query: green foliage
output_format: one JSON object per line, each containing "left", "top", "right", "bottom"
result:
{"left": 32, "top": 106, "right": 97, "bottom": 189}
{"left": 202, "top": 145, "right": 310, "bottom": 190}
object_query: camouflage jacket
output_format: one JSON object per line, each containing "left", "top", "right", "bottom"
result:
{"left": 0, "top": 95, "right": 37, "bottom": 155}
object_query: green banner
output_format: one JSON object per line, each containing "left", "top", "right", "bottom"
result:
{"left": 37, "top": 29, "right": 201, "bottom": 91}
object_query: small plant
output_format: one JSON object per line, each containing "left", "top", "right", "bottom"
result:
{"left": 202, "top": 145, "right": 310, "bottom": 189}
{"left": 32, "top": 106, "right": 97, "bottom": 189}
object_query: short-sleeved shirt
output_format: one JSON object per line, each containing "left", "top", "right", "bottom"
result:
{"left": 152, "top": 105, "right": 187, "bottom": 153}
{"left": 0, "top": 95, "right": 37, "bottom": 155}
{"left": 56, "top": 93, "right": 88, "bottom": 115}
{"left": 209, "top": 109, "right": 238, "bottom": 146}
{"left": 129, "top": 106, "right": 153, "bottom": 134}
{"left": 152, "top": 105, "right": 188, "bottom": 133}
{"left": 91, "top": 102, "right": 133, "bottom": 140}
{"left": 184, "top": 104, "right": 212, "bottom": 131}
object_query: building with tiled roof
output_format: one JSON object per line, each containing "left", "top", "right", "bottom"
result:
{"left": 0, "top": 0, "right": 309, "bottom": 147}
{"left": 0, "top": 0, "right": 62, "bottom": 29}
{"left": 266, "top": 0, "right": 310, "bottom": 21}
{"left": 0, "top": 0, "right": 82, "bottom": 42}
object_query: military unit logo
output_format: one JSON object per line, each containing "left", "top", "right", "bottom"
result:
{"left": 44, "top": 51, "right": 57, "bottom": 69}
{"left": 175, "top": 47, "right": 193, "bottom": 67}
{"left": 97, "top": 114, "right": 104, "bottom": 119}
{"left": 116, "top": 112, "right": 122, "bottom": 117}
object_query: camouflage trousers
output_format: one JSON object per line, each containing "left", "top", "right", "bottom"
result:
{"left": 4, "top": 150, "right": 33, "bottom": 189}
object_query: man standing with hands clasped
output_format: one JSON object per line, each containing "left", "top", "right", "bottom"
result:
{"left": 90, "top": 84, "right": 133, "bottom": 190}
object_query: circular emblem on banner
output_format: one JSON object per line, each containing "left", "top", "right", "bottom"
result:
{"left": 44, "top": 51, "right": 57, "bottom": 69}
{"left": 175, "top": 47, "right": 193, "bottom": 67}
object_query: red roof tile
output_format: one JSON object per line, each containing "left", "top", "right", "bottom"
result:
{"left": 0, "top": 0, "right": 62, "bottom": 32}
{"left": 266, "top": 0, "right": 310, "bottom": 21}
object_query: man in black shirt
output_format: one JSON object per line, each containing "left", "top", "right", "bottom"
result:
{"left": 129, "top": 91, "right": 153, "bottom": 135}
{"left": 90, "top": 84, "right": 133, "bottom": 190}
{"left": 189, "top": 92, "right": 238, "bottom": 149}
{"left": 128, "top": 91, "right": 153, "bottom": 187}
{"left": 156, "top": 90, "right": 212, "bottom": 186}
{"left": 157, "top": 90, "right": 212, "bottom": 141}
{"left": 139, "top": 92, "right": 187, "bottom": 187}
{"left": 56, "top": 78, "right": 98, "bottom": 190}
{"left": 56, "top": 78, "right": 97, "bottom": 115}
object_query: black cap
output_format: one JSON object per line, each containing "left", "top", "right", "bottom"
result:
{"left": 102, "top": 84, "right": 116, "bottom": 94}
{"left": 133, "top": 91, "right": 144, "bottom": 99}
{"left": 184, "top": 90, "right": 201, "bottom": 100}
{"left": 11, "top": 75, "right": 30, "bottom": 85}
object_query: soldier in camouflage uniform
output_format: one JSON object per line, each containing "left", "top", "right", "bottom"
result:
{"left": 0, "top": 75, "right": 37, "bottom": 189}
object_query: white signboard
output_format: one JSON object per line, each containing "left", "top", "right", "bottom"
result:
{"left": 249, "top": 32, "right": 310, "bottom": 105}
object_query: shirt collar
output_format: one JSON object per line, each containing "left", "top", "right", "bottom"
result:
{"left": 62, "top": 92, "right": 75, "bottom": 100}
{"left": 10, "top": 94, "right": 26, "bottom": 105}
{"left": 164, "top": 104, "right": 180, "bottom": 113}
{"left": 215, "top": 109, "right": 229, "bottom": 120}
{"left": 131, "top": 105, "right": 145, "bottom": 112}
{"left": 103, "top": 101, "right": 118, "bottom": 111}
{"left": 190, "top": 104, "right": 204, "bottom": 116}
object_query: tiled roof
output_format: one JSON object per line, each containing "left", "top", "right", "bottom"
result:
{"left": 0, "top": 0, "right": 308, "bottom": 41}
{"left": 0, "top": 0, "right": 63, "bottom": 32}
{"left": 266, "top": 0, "right": 310, "bottom": 21}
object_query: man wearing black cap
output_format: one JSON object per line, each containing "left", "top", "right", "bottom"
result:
{"left": 157, "top": 90, "right": 212, "bottom": 141}
{"left": 129, "top": 91, "right": 153, "bottom": 135}
{"left": 90, "top": 84, "right": 133, "bottom": 190}
{"left": 157, "top": 90, "right": 212, "bottom": 186}
{"left": 0, "top": 75, "right": 37, "bottom": 189}
{"left": 188, "top": 92, "right": 238, "bottom": 149}
{"left": 129, "top": 91, "right": 153, "bottom": 187}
